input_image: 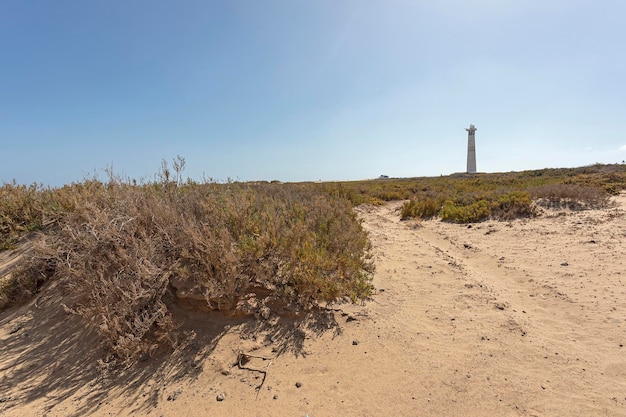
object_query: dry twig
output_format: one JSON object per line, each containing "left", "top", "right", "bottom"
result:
{"left": 237, "top": 352, "right": 274, "bottom": 399}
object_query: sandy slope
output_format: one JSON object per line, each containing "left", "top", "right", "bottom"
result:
{"left": 1, "top": 194, "right": 626, "bottom": 417}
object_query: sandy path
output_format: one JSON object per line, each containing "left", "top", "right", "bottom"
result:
{"left": 1, "top": 196, "right": 625, "bottom": 416}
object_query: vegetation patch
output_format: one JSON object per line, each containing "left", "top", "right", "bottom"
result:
{"left": 317, "top": 164, "right": 625, "bottom": 217}
{"left": 531, "top": 184, "right": 610, "bottom": 210}
{"left": 439, "top": 199, "right": 491, "bottom": 223}
{"left": 1, "top": 160, "right": 374, "bottom": 360}
{"left": 1, "top": 182, "right": 47, "bottom": 250}
{"left": 392, "top": 164, "right": 623, "bottom": 223}
{"left": 1, "top": 161, "right": 625, "bottom": 358}
{"left": 400, "top": 197, "right": 441, "bottom": 220}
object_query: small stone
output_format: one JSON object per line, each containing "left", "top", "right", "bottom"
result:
{"left": 560, "top": 262, "right": 569, "bottom": 266}
{"left": 273, "top": 394, "right": 278, "bottom": 400}
{"left": 352, "top": 340, "right": 359, "bottom": 346}
{"left": 295, "top": 382, "right": 302, "bottom": 388}
{"left": 167, "top": 390, "right": 181, "bottom": 401}
{"left": 216, "top": 393, "right": 225, "bottom": 401}
{"left": 259, "top": 306, "right": 271, "bottom": 320}
{"left": 8, "top": 325, "right": 22, "bottom": 335}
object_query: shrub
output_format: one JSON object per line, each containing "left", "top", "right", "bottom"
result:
{"left": 9, "top": 178, "right": 374, "bottom": 360}
{"left": 3, "top": 162, "right": 625, "bottom": 358}
{"left": 439, "top": 199, "right": 491, "bottom": 223}
{"left": 401, "top": 198, "right": 440, "bottom": 220}
{"left": 0, "top": 182, "right": 45, "bottom": 249}
{"left": 373, "top": 188, "right": 411, "bottom": 202}
{"left": 491, "top": 191, "right": 537, "bottom": 220}
{"left": 317, "top": 164, "right": 625, "bottom": 212}
{"left": 531, "top": 184, "right": 609, "bottom": 210}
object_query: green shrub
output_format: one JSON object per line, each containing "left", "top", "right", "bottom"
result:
{"left": 440, "top": 199, "right": 491, "bottom": 223}
{"left": 313, "top": 164, "right": 625, "bottom": 213}
{"left": 491, "top": 191, "right": 537, "bottom": 220}
{"left": 401, "top": 198, "right": 440, "bottom": 220}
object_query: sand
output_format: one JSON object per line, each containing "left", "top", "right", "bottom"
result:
{"left": 1, "top": 193, "right": 625, "bottom": 416}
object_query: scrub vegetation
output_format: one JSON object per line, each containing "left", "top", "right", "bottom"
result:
{"left": 0, "top": 158, "right": 374, "bottom": 359}
{"left": 315, "top": 163, "right": 625, "bottom": 223}
{"left": 1, "top": 161, "right": 624, "bottom": 359}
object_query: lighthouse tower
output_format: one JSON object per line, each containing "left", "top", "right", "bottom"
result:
{"left": 466, "top": 124, "right": 477, "bottom": 174}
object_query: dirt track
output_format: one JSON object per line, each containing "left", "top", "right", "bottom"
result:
{"left": 356, "top": 200, "right": 626, "bottom": 416}
{"left": 1, "top": 197, "right": 626, "bottom": 416}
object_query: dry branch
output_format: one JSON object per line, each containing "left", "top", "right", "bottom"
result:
{"left": 237, "top": 352, "right": 274, "bottom": 398}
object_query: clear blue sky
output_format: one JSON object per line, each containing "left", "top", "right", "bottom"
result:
{"left": 2, "top": 0, "right": 625, "bottom": 186}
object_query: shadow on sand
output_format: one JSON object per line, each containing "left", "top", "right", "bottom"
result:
{"left": 0, "top": 281, "right": 342, "bottom": 416}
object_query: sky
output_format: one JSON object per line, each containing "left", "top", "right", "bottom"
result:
{"left": 1, "top": 0, "right": 625, "bottom": 186}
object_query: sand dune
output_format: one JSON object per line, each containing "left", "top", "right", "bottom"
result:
{"left": 1, "top": 194, "right": 625, "bottom": 416}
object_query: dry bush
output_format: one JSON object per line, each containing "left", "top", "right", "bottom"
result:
{"left": 491, "top": 191, "right": 538, "bottom": 220}
{"left": 0, "top": 182, "right": 46, "bottom": 249}
{"left": 10, "top": 177, "right": 374, "bottom": 360}
{"left": 531, "top": 184, "right": 610, "bottom": 210}
{"left": 0, "top": 179, "right": 107, "bottom": 249}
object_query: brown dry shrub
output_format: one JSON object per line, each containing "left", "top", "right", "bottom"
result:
{"left": 531, "top": 184, "right": 609, "bottom": 210}
{"left": 0, "top": 182, "right": 46, "bottom": 249}
{"left": 11, "top": 179, "right": 374, "bottom": 360}
{"left": 0, "top": 179, "right": 108, "bottom": 249}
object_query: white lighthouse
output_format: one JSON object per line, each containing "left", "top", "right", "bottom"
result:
{"left": 466, "top": 124, "right": 477, "bottom": 174}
